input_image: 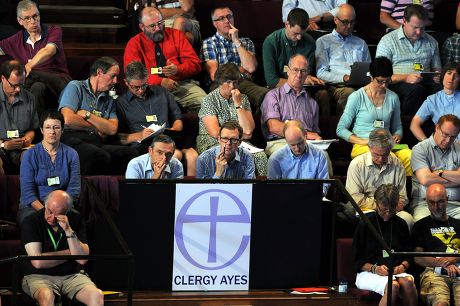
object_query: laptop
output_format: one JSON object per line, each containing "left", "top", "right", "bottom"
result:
{"left": 347, "top": 62, "right": 371, "bottom": 87}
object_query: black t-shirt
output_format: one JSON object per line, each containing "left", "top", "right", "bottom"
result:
{"left": 21, "top": 208, "right": 87, "bottom": 276}
{"left": 412, "top": 216, "right": 460, "bottom": 253}
{"left": 353, "top": 212, "right": 411, "bottom": 272}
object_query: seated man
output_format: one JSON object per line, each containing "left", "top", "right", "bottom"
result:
{"left": 196, "top": 120, "right": 255, "bottom": 179}
{"left": 267, "top": 120, "right": 328, "bottom": 194}
{"left": 263, "top": 8, "right": 323, "bottom": 89}
{"left": 116, "top": 61, "right": 197, "bottom": 175}
{"left": 315, "top": 4, "right": 371, "bottom": 115}
{"left": 126, "top": 134, "right": 184, "bottom": 179}
{"left": 376, "top": 4, "right": 441, "bottom": 115}
{"left": 21, "top": 190, "right": 103, "bottom": 306}
{"left": 442, "top": 33, "right": 460, "bottom": 66}
{"left": 346, "top": 128, "right": 413, "bottom": 229}
{"left": 0, "top": 60, "right": 38, "bottom": 174}
{"left": 412, "top": 184, "right": 460, "bottom": 306}
{"left": 380, "top": 0, "right": 433, "bottom": 30}
{"left": 261, "top": 54, "right": 322, "bottom": 156}
{"left": 0, "top": 0, "right": 71, "bottom": 115}
{"left": 411, "top": 114, "right": 460, "bottom": 222}
{"left": 201, "top": 5, "right": 269, "bottom": 113}
{"left": 59, "top": 56, "right": 138, "bottom": 175}
{"left": 124, "top": 6, "right": 205, "bottom": 113}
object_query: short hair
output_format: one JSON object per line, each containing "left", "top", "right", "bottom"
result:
{"left": 437, "top": 114, "right": 460, "bottom": 129}
{"left": 16, "top": 0, "right": 38, "bottom": 17}
{"left": 1, "top": 60, "right": 25, "bottom": 79}
{"left": 374, "top": 184, "right": 399, "bottom": 210}
{"left": 404, "top": 4, "right": 428, "bottom": 22}
{"left": 150, "top": 134, "right": 175, "bottom": 151}
{"left": 368, "top": 128, "right": 394, "bottom": 150}
{"left": 369, "top": 57, "right": 393, "bottom": 78}
{"left": 219, "top": 120, "right": 243, "bottom": 139}
{"left": 125, "top": 61, "right": 148, "bottom": 82}
{"left": 288, "top": 53, "right": 308, "bottom": 68}
{"left": 440, "top": 62, "right": 460, "bottom": 89}
{"left": 89, "top": 57, "right": 119, "bottom": 77}
{"left": 214, "top": 63, "right": 241, "bottom": 85}
{"left": 40, "top": 109, "right": 65, "bottom": 129}
{"left": 139, "top": 6, "right": 163, "bottom": 24}
{"left": 210, "top": 5, "right": 232, "bottom": 20}
{"left": 283, "top": 120, "right": 305, "bottom": 136}
{"left": 44, "top": 190, "right": 72, "bottom": 214}
{"left": 287, "top": 8, "right": 309, "bottom": 30}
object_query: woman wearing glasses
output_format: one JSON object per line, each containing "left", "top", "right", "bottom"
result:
{"left": 336, "top": 57, "right": 412, "bottom": 175}
{"left": 410, "top": 62, "right": 460, "bottom": 142}
{"left": 353, "top": 184, "right": 417, "bottom": 306}
{"left": 196, "top": 63, "right": 267, "bottom": 176}
{"left": 17, "top": 109, "right": 80, "bottom": 225}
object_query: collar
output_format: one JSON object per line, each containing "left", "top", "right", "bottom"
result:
{"left": 363, "top": 151, "right": 392, "bottom": 169}
{"left": 227, "top": 148, "right": 242, "bottom": 164}
{"left": 22, "top": 24, "right": 47, "bottom": 41}
{"left": 287, "top": 144, "right": 309, "bottom": 160}
{"left": 146, "top": 154, "right": 172, "bottom": 174}
{"left": 126, "top": 87, "right": 151, "bottom": 102}
{"left": 83, "top": 79, "right": 108, "bottom": 99}
{"left": 282, "top": 28, "right": 298, "bottom": 47}
{"left": 282, "top": 82, "right": 306, "bottom": 95}
{"left": 429, "top": 134, "right": 453, "bottom": 153}
{"left": 0, "top": 84, "right": 21, "bottom": 105}
{"left": 397, "top": 24, "right": 426, "bottom": 42}
{"left": 215, "top": 32, "right": 231, "bottom": 42}
{"left": 331, "top": 29, "right": 349, "bottom": 41}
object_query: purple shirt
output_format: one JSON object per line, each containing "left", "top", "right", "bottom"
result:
{"left": 261, "top": 83, "right": 320, "bottom": 140}
{"left": 0, "top": 25, "right": 70, "bottom": 77}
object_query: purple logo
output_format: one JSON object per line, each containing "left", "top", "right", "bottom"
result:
{"left": 175, "top": 189, "right": 251, "bottom": 270}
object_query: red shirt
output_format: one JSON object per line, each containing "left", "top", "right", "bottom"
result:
{"left": 124, "top": 28, "right": 201, "bottom": 85}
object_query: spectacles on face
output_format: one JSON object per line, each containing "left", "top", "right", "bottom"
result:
{"left": 223, "top": 80, "right": 239, "bottom": 87}
{"left": 438, "top": 126, "right": 459, "bottom": 140}
{"left": 336, "top": 16, "right": 356, "bottom": 26}
{"left": 19, "top": 13, "right": 40, "bottom": 23}
{"left": 128, "top": 83, "right": 148, "bottom": 91}
{"left": 289, "top": 67, "right": 308, "bottom": 75}
{"left": 376, "top": 205, "right": 395, "bottom": 215}
{"left": 220, "top": 136, "right": 240, "bottom": 145}
{"left": 374, "top": 77, "right": 392, "bottom": 85}
{"left": 213, "top": 14, "right": 233, "bottom": 22}
{"left": 43, "top": 125, "right": 62, "bottom": 132}
{"left": 146, "top": 20, "right": 165, "bottom": 30}
{"left": 5, "top": 78, "right": 24, "bottom": 90}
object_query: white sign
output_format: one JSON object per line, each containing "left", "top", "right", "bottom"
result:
{"left": 173, "top": 184, "right": 253, "bottom": 291}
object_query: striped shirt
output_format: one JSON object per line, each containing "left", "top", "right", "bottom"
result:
{"left": 380, "top": 0, "right": 434, "bottom": 24}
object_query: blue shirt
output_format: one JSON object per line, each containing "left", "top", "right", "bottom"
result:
{"left": 125, "top": 153, "right": 184, "bottom": 179}
{"left": 20, "top": 142, "right": 81, "bottom": 208}
{"left": 315, "top": 30, "right": 371, "bottom": 84}
{"left": 196, "top": 146, "right": 256, "bottom": 179}
{"left": 282, "top": 0, "right": 347, "bottom": 22}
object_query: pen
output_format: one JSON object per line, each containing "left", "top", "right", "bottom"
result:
{"left": 141, "top": 125, "right": 147, "bottom": 129}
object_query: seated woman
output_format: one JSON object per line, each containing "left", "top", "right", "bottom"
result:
{"left": 410, "top": 62, "right": 460, "bottom": 141}
{"left": 336, "top": 57, "right": 412, "bottom": 175}
{"left": 17, "top": 109, "right": 81, "bottom": 226}
{"left": 196, "top": 63, "right": 267, "bottom": 176}
{"left": 353, "top": 184, "right": 417, "bottom": 306}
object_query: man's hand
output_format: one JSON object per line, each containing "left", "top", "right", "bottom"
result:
{"left": 306, "top": 131, "right": 322, "bottom": 140}
{"left": 56, "top": 214, "right": 71, "bottom": 232}
{"left": 405, "top": 73, "right": 423, "bottom": 84}
{"left": 142, "top": 128, "right": 155, "bottom": 139}
{"left": 152, "top": 160, "right": 167, "bottom": 179}
{"left": 231, "top": 89, "right": 242, "bottom": 106}
{"left": 343, "top": 75, "right": 350, "bottom": 83}
{"left": 161, "top": 78, "right": 179, "bottom": 91}
{"left": 215, "top": 151, "right": 227, "bottom": 178}
{"left": 307, "top": 21, "right": 320, "bottom": 31}
{"left": 3, "top": 139, "right": 24, "bottom": 150}
{"left": 396, "top": 199, "right": 404, "bottom": 212}
{"left": 25, "top": 61, "right": 33, "bottom": 77}
{"left": 393, "top": 264, "right": 406, "bottom": 274}
{"left": 229, "top": 23, "right": 239, "bottom": 42}
{"left": 162, "top": 59, "right": 178, "bottom": 77}
{"left": 444, "top": 264, "right": 460, "bottom": 279}
{"left": 375, "top": 264, "right": 389, "bottom": 276}
{"left": 304, "top": 75, "right": 325, "bottom": 85}
{"left": 393, "top": 134, "right": 401, "bottom": 144}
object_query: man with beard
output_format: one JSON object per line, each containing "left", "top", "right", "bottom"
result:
{"left": 196, "top": 120, "right": 255, "bottom": 179}
{"left": 124, "top": 6, "right": 205, "bottom": 113}
{"left": 412, "top": 184, "right": 460, "bottom": 306}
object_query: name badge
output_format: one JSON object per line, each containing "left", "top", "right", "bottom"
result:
{"left": 47, "top": 176, "right": 60, "bottom": 186}
{"left": 373, "top": 120, "right": 385, "bottom": 128}
{"left": 146, "top": 115, "right": 157, "bottom": 122}
{"left": 412, "top": 0, "right": 422, "bottom": 4}
{"left": 92, "top": 110, "right": 102, "bottom": 117}
{"left": 6, "top": 130, "right": 19, "bottom": 138}
{"left": 413, "top": 63, "right": 424, "bottom": 71}
{"left": 151, "top": 67, "right": 163, "bottom": 75}
{"left": 283, "top": 65, "right": 289, "bottom": 73}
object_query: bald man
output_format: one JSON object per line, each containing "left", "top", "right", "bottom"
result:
{"left": 412, "top": 184, "right": 460, "bottom": 306}
{"left": 21, "top": 190, "right": 103, "bottom": 306}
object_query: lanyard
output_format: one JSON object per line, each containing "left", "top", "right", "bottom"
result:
{"left": 47, "top": 228, "right": 63, "bottom": 251}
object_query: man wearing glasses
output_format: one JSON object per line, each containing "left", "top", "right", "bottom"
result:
{"left": 411, "top": 114, "right": 460, "bottom": 222}
{"left": 201, "top": 5, "right": 269, "bottom": 115}
{"left": 124, "top": 6, "right": 205, "bottom": 113}
{"left": 0, "top": 0, "right": 71, "bottom": 116}
{"left": 196, "top": 120, "right": 255, "bottom": 179}
{"left": 0, "top": 60, "right": 38, "bottom": 175}
{"left": 315, "top": 4, "right": 371, "bottom": 115}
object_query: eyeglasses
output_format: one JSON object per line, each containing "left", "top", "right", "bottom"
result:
{"left": 146, "top": 20, "right": 165, "bottom": 30}
{"left": 19, "top": 13, "right": 40, "bottom": 23}
{"left": 289, "top": 67, "right": 308, "bottom": 74}
{"left": 220, "top": 137, "right": 240, "bottom": 144}
{"left": 374, "top": 78, "right": 392, "bottom": 85}
{"left": 438, "top": 126, "right": 459, "bottom": 140}
{"left": 5, "top": 78, "right": 24, "bottom": 89}
{"left": 213, "top": 14, "right": 233, "bottom": 22}
{"left": 43, "top": 125, "right": 62, "bottom": 131}
{"left": 128, "top": 83, "right": 148, "bottom": 91}
{"left": 223, "top": 80, "right": 239, "bottom": 87}
{"left": 376, "top": 205, "right": 395, "bottom": 215}
{"left": 336, "top": 16, "right": 356, "bottom": 26}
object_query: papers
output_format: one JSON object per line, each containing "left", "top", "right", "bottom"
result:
{"left": 239, "top": 141, "right": 264, "bottom": 153}
{"left": 139, "top": 122, "right": 166, "bottom": 143}
{"left": 290, "top": 287, "right": 329, "bottom": 294}
{"left": 307, "top": 139, "right": 338, "bottom": 150}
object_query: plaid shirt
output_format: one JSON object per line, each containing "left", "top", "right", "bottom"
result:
{"left": 442, "top": 34, "right": 460, "bottom": 66}
{"left": 201, "top": 32, "right": 255, "bottom": 67}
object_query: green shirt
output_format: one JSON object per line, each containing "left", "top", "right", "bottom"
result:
{"left": 262, "top": 28, "right": 316, "bottom": 88}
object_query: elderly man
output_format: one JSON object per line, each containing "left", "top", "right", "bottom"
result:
{"left": 376, "top": 4, "right": 441, "bottom": 116}
{"left": 346, "top": 128, "right": 413, "bottom": 229}
{"left": 124, "top": 6, "right": 205, "bottom": 113}
{"left": 261, "top": 54, "right": 322, "bottom": 156}
{"left": 263, "top": 8, "right": 323, "bottom": 89}
{"left": 412, "top": 184, "right": 460, "bottom": 306}
{"left": 411, "top": 114, "right": 460, "bottom": 222}
{"left": 21, "top": 190, "right": 103, "bottom": 306}
{"left": 0, "top": 60, "right": 38, "bottom": 175}
{"left": 315, "top": 3, "right": 371, "bottom": 115}
{"left": 126, "top": 134, "right": 184, "bottom": 179}
{"left": 58, "top": 57, "right": 138, "bottom": 175}
{"left": 201, "top": 5, "right": 269, "bottom": 113}
{"left": 196, "top": 120, "right": 255, "bottom": 179}
{"left": 0, "top": 0, "right": 71, "bottom": 115}
{"left": 267, "top": 120, "right": 328, "bottom": 194}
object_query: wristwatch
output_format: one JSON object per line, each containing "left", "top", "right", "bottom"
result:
{"left": 66, "top": 231, "right": 77, "bottom": 239}
{"left": 439, "top": 170, "right": 444, "bottom": 178}
{"left": 83, "top": 111, "right": 91, "bottom": 121}
{"left": 235, "top": 105, "right": 243, "bottom": 109}
{"left": 0, "top": 142, "right": 4, "bottom": 149}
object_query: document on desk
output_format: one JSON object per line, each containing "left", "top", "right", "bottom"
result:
{"left": 307, "top": 139, "right": 339, "bottom": 150}
{"left": 139, "top": 122, "right": 166, "bottom": 143}
{"left": 239, "top": 141, "right": 264, "bottom": 153}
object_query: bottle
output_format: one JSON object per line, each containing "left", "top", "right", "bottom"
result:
{"left": 338, "top": 280, "right": 348, "bottom": 294}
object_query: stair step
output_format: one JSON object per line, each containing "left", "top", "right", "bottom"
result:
{"left": 39, "top": 0, "right": 121, "bottom": 6}
{"left": 40, "top": 5, "right": 125, "bottom": 24}
{"left": 40, "top": 5, "right": 124, "bottom": 14}
{"left": 46, "top": 23, "right": 127, "bottom": 44}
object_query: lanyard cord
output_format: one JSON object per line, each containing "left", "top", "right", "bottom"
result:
{"left": 47, "top": 228, "right": 63, "bottom": 251}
